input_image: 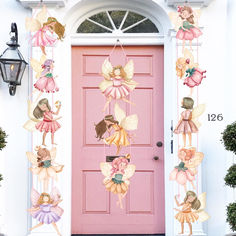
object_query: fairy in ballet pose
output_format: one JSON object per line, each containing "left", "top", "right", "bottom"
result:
{"left": 95, "top": 103, "right": 138, "bottom": 155}
{"left": 176, "top": 49, "right": 206, "bottom": 96}
{"left": 169, "top": 6, "right": 202, "bottom": 52}
{"left": 32, "top": 98, "right": 61, "bottom": 146}
{"left": 169, "top": 147, "right": 204, "bottom": 191}
{"left": 28, "top": 188, "right": 63, "bottom": 236}
{"left": 99, "top": 58, "right": 138, "bottom": 112}
{"left": 31, "top": 56, "right": 59, "bottom": 94}
{"left": 100, "top": 154, "right": 135, "bottom": 209}
{"left": 174, "top": 97, "right": 205, "bottom": 147}
{"left": 25, "top": 6, "right": 65, "bottom": 55}
{"left": 27, "top": 146, "right": 64, "bottom": 192}
{"left": 174, "top": 192, "right": 209, "bottom": 236}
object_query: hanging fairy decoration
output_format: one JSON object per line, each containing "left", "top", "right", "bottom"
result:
{"left": 169, "top": 147, "right": 204, "bottom": 191}
{"left": 95, "top": 103, "right": 138, "bottom": 155}
{"left": 176, "top": 49, "right": 206, "bottom": 95}
{"left": 31, "top": 55, "right": 59, "bottom": 94}
{"left": 174, "top": 97, "right": 205, "bottom": 147}
{"left": 23, "top": 98, "right": 62, "bottom": 146}
{"left": 25, "top": 5, "right": 65, "bottom": 55}
{"left": 27, "top": 146, "right": 64, "bottom": 192}
{"left": 99, "top": 58, "right": 138, "bottom": 112}
{"left": 100, "top": 154, "right": 135, "bottom": 209}
{"left": 169, "top": 6, "right": 202, "bottom": 53}
{"left": 174, "top": 192, "right": 210, "bottom": 236}
{"left": 28, "top": 188, "right": 63, "bottom": 236}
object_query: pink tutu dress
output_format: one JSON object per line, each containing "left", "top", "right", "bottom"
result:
{"left": 36, "top": 111, "right": 61, "bottom": 133}
{"left": 34, "top": 72, "right": 59, "bottom": 93}
{"left": 31, "top": 204, "right": 62, "bottom": 224}
{"left": 184, "top": 68, "right": 206, "bottom": 88}
{"left": 169, "top": 162, "right": 195, "bottom": 185}
{"left": 103, "top": 78, "right": 132, "bottom": 99}
{"left": 174, "top": 110, "right": 198, "bottom": 134}
{"left": 176, "top": 21, "right": 202, "bottom": 41}
{"left": 32, "top": 25, "right": 57, "bottom": 47}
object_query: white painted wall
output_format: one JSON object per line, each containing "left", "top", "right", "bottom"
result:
{"left": 0, "top": 0, "right": 235, "bottom": 236}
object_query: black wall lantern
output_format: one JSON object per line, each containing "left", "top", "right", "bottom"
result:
{"left": 0, "top": 23, "right": 27, "bottom": 96}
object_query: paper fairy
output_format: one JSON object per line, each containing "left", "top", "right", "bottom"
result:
{"left": 99, "top": 58, "right": 138, "bottom": 112}
{"left": 25, "top": 6, "right": 65, "bottom": 55}
{"left": 100, "top": 154, "right": 135, "bottom": 209}
{"left": 169, "top": 6, "right": 202, "bottom": 52}
{"left": 176, "top": 49, "right": 206, "bottom": 95}
{"left": 169, "top": 147, "right": 204, "bottom": 191}
{"left": 23, "top": 98, "right": 61, "bottom": 145}
{"left": 27, "top": 146, "right": 64, "bottom": 191}
{"left": 174, "top": 192, "right": 209, "bottom": 236}
{"left": 31, "top": 56, "right": 59, "bottom": 94}
{"left": 28, "top": 188, "right": 63, "bottom": 236}
{"left": 95, "top": 103, "right": 138, "bottom": 155}
{"left": 174, "top": 97, "right": 205, "bottom": 147}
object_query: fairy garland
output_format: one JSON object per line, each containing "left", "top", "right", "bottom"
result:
{"left": 95, "top": 44, "right": 138, "bottom": 209}
{"left": 169, "top": 5, "right": 210, "bottom": 235}
{"left": 24, "top": 5, "right": 65, "bottom": 235}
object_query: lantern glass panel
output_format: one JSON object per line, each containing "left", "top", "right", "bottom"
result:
{"left": 2, "top": 61, "right": 21, "bottom": 83}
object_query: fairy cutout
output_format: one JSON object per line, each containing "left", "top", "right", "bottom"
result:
{"left": 169, "top": 147, "right": 204, "bottom": 191}
{"left": 174, "top": 97, "right": 205, "bottom": 147}
{"left": 23, "top": 98, "right": 62, "bottom": 145}
{"left": 25, "top": 6, "right": 65, "bottom": 55}
{"left": 174, "top": 192, "right": 209, "bottom": 236}
{"left": 100, "top": 154, "right": 135, "bottom": 209}
{"left": 99, "top": 58, "right": 138, "bottom": 112}
{"left": 27, "top": 146, "right": 64, "bottom": 192}
{"left": 176, "top": 49, "right": 206, "bottom": 96}
{"left": 28, "top": 188, "right": 63, "bottom": 236}
{"left": 31, "top": 55, "right": 59, "bottom": 94}
{"left": 169, "top": 6, "right": 202, "bottom": 53}
{"left": 95, "top": 103, "right": 138, "bottom": 155}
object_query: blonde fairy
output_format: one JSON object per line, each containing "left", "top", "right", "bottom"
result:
{"left": 28, "top": 188, "right": 63, "bottom": 236}
{"left": 95, "top": 103, "right": 138, "bottom": 155}
{"left": 27, "top": 146, "right": 64, "bottom": 192}
{"left": 174, "top": 97, "right": 205, "bottom": 147}
{"left": 174, "top": 192, "right": 209, "bottom": 236}
{"left": 25, "top": 6, "right": 65, "bottom": 55}
{"left": 99, "top": 58, "right": 138, "bottom": 112}
{"left": 100, "top": 154, "right": 135, "bottom": 209}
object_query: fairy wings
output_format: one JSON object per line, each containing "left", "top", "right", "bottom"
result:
{"left": 99, "top": 58, "right": 138, "bottom": 93}
{"left": 31, "top": 54, "right": 47, "bottom": 79}
{"left": 184, "top": 150, "right": 204, "bottom": 175}
{"left": 29, "top": 187, "right": 64, "bottom": 216}
{"left": 192, "top": 104, "right": 206, "bottom": 128}
{"left": 194, "top": 192, "right": 210, "bottom": 222}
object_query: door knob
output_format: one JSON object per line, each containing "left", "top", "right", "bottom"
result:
{"left": 156, "top": 141, "right": 163, "bottom": 147}
{"left": 153, "top": 156, "right": 159, "bottom": 161}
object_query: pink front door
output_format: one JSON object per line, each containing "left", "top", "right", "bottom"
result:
{"left": 72, "top": 46, "right": 165, "bottom": 234}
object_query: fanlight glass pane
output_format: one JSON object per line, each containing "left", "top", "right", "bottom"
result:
{"left": 125, "top": 19, "right": 159, "bottom": 33}
{"left": 77, "top": 19, "right": 111, "bottom": 33}
{"left": 89, "top": 12, "right": 112, "bottom": 29}
{"left": 122, "top": 11, "right": 145, "bottom": 30}
{"left": 108, "top": 11, "right": 126, "bottom": 29}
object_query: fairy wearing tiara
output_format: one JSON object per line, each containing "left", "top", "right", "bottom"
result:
{"left": 28, "top": 188, "right": 63, "bottom": 236}
{"left": 174, "top": 192, "right": 209, "bottom": 236}
{"left": 31, "top": 56, "right": 59, "bottom": 94}
{"left": 99, "top": 58, "right": 138, "bottom": 112}
{"left": 33, "top": 98, "right": 62, "bottom": 146}
{"left": 27, "top": 146, "right": 64, "bottom": 191}
{"left": 169, "top": 6, "right": 202, "bottom": 52}
{"left": 100, "top": 154, "right": 135, "bottom": 209}
{"left": 174, "top": 97, "right": 205, "bottom": 147}
{"left": 95, "top": 103, "right": 138, "bottom": 155}
{"left": 25, "top": 6, "right": 65, "bottom": 55}
{"left": 176, "top": 49, "right": 206, "bottom": 95}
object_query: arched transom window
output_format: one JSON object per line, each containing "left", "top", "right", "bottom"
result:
{"left": 77, "top": 10, "right": 159, "bottom": 34}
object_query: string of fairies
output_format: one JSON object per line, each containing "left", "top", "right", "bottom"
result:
{"left": 23, "top": 6, "right": 65, "bottom": 236}
{"left": 95, "top": 51, "right": 138, "bottom": 209}
{"left": 169, "top": 5, "right": 209, "bottom": 236}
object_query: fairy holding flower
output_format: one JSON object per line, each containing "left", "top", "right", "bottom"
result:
{"left": 28, "top": 188, "right": 63, "bottom": 236}
{"left": 100, "top": 154, "right": 135, "bottom": 209}
{"left": 26, "top": 6, "right": 65, "bottom": 55}
{"left": 99, "top": 58, "right": 138, "bottom": 112}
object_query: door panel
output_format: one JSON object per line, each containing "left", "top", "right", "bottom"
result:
{"left": 72, "top": 46, "right": 164, "bottom": 234}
